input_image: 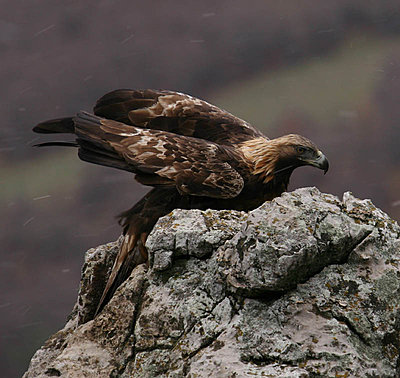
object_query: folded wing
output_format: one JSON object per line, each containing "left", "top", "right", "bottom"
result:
{"left": 93, "top": 89, "right": 265, "bottom": 144}
{"left": 74, "top": 112, "right": 244, "bottom": 199}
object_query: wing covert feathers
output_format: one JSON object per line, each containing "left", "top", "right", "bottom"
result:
{"left": 94, "top": 89, "right": 264, "bottom": 144}
{"left": 73, "top": 112, "right": 244, "bottom": 198}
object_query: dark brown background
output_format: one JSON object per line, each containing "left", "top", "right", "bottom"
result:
{"left": 2, "top": 1, "right": 400, "bottom": 376}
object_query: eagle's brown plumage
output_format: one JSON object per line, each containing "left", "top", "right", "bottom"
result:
{"left": 33, "top": 89, "right": 329, "bottom": 316}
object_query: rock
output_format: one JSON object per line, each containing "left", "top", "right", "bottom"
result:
{"left": 24, "top": 187, "right": 400, "bottom": 377}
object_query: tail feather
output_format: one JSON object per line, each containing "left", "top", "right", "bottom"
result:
{"left": 94, "top": 230, "right": 148, "bottom": 316}
{"left": 94, "top": 192, "right": 151, "bottom": 316}
{"left": 94, "top": 188, "right": 180, "bottom": 317}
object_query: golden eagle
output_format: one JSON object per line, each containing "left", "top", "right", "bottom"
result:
{"left": 33, "top": 89, "right": 329, "bottom": 316}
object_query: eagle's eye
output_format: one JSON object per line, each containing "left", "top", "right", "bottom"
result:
{"left": 296, "top": 146, "right": 306, "bottom": 154}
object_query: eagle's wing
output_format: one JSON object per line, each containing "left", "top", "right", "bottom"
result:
{"left": 75, "top": 112, "right": 244, "bottom": 199}
{"left": 93, "top": 89, "right": 265, "bottom": 145}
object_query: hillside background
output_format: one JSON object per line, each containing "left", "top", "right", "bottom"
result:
{"left": 2, "top": 1, "right": 400, "bottom": 376}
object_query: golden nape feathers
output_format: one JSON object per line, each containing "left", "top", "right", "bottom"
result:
{"left": 33, "top": 89, "right": 329, "bottom": 316}
{"left": 240, "top": 134, "right": 327, "bottom": 183}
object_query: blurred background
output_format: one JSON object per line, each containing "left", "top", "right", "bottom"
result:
{"left": 2, "top": 1, "right": 400, "bottom": 376}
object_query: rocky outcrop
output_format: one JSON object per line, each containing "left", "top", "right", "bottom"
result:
{"left": 24, "top": 187, "right": 400, "bottom": 377}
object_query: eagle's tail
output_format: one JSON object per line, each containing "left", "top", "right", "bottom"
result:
{"left": 94, "top": 187, "right": 184, "bottom": 317}
{"left": 94, "top": 192, "right": 150, "bottom": 317}
{"left": 94, "top": 226, "right": 148, "bottom": 317}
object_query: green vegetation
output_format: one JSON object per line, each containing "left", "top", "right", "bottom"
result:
{"left": 210, "top": 34, "right": 400, "bottom": 131}
{"left": 1, "top": 151, "right": 84, "bottom": 203}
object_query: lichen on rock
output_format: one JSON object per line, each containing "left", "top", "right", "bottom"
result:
{"left": 24, "top": 187, "right": 400, "bottom": 377}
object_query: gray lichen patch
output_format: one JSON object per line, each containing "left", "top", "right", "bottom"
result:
{"left": 221, "top": 188, "right": 373, "bottom": 296}
{"left": 147, "top": 208, "right": 246, "bottom": 271}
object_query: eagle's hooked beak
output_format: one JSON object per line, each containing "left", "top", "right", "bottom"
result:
{"left": 306, "top": 150, "right": 329, "bottom": 174}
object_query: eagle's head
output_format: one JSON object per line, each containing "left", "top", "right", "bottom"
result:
{"left": 240, "top": 134, "right": 329, "bottom": 184}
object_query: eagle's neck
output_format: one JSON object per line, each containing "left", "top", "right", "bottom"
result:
{"left": 239, "top": 137, "right": 294, "bottom": 185}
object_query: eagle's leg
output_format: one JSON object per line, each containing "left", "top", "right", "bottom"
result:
{"left": 94, "top": 187, "right": 183, "bottom": 317}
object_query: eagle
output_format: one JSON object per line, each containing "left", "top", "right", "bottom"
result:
{"left": 33, "top": 89, "right": 329, "bottom": 316}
